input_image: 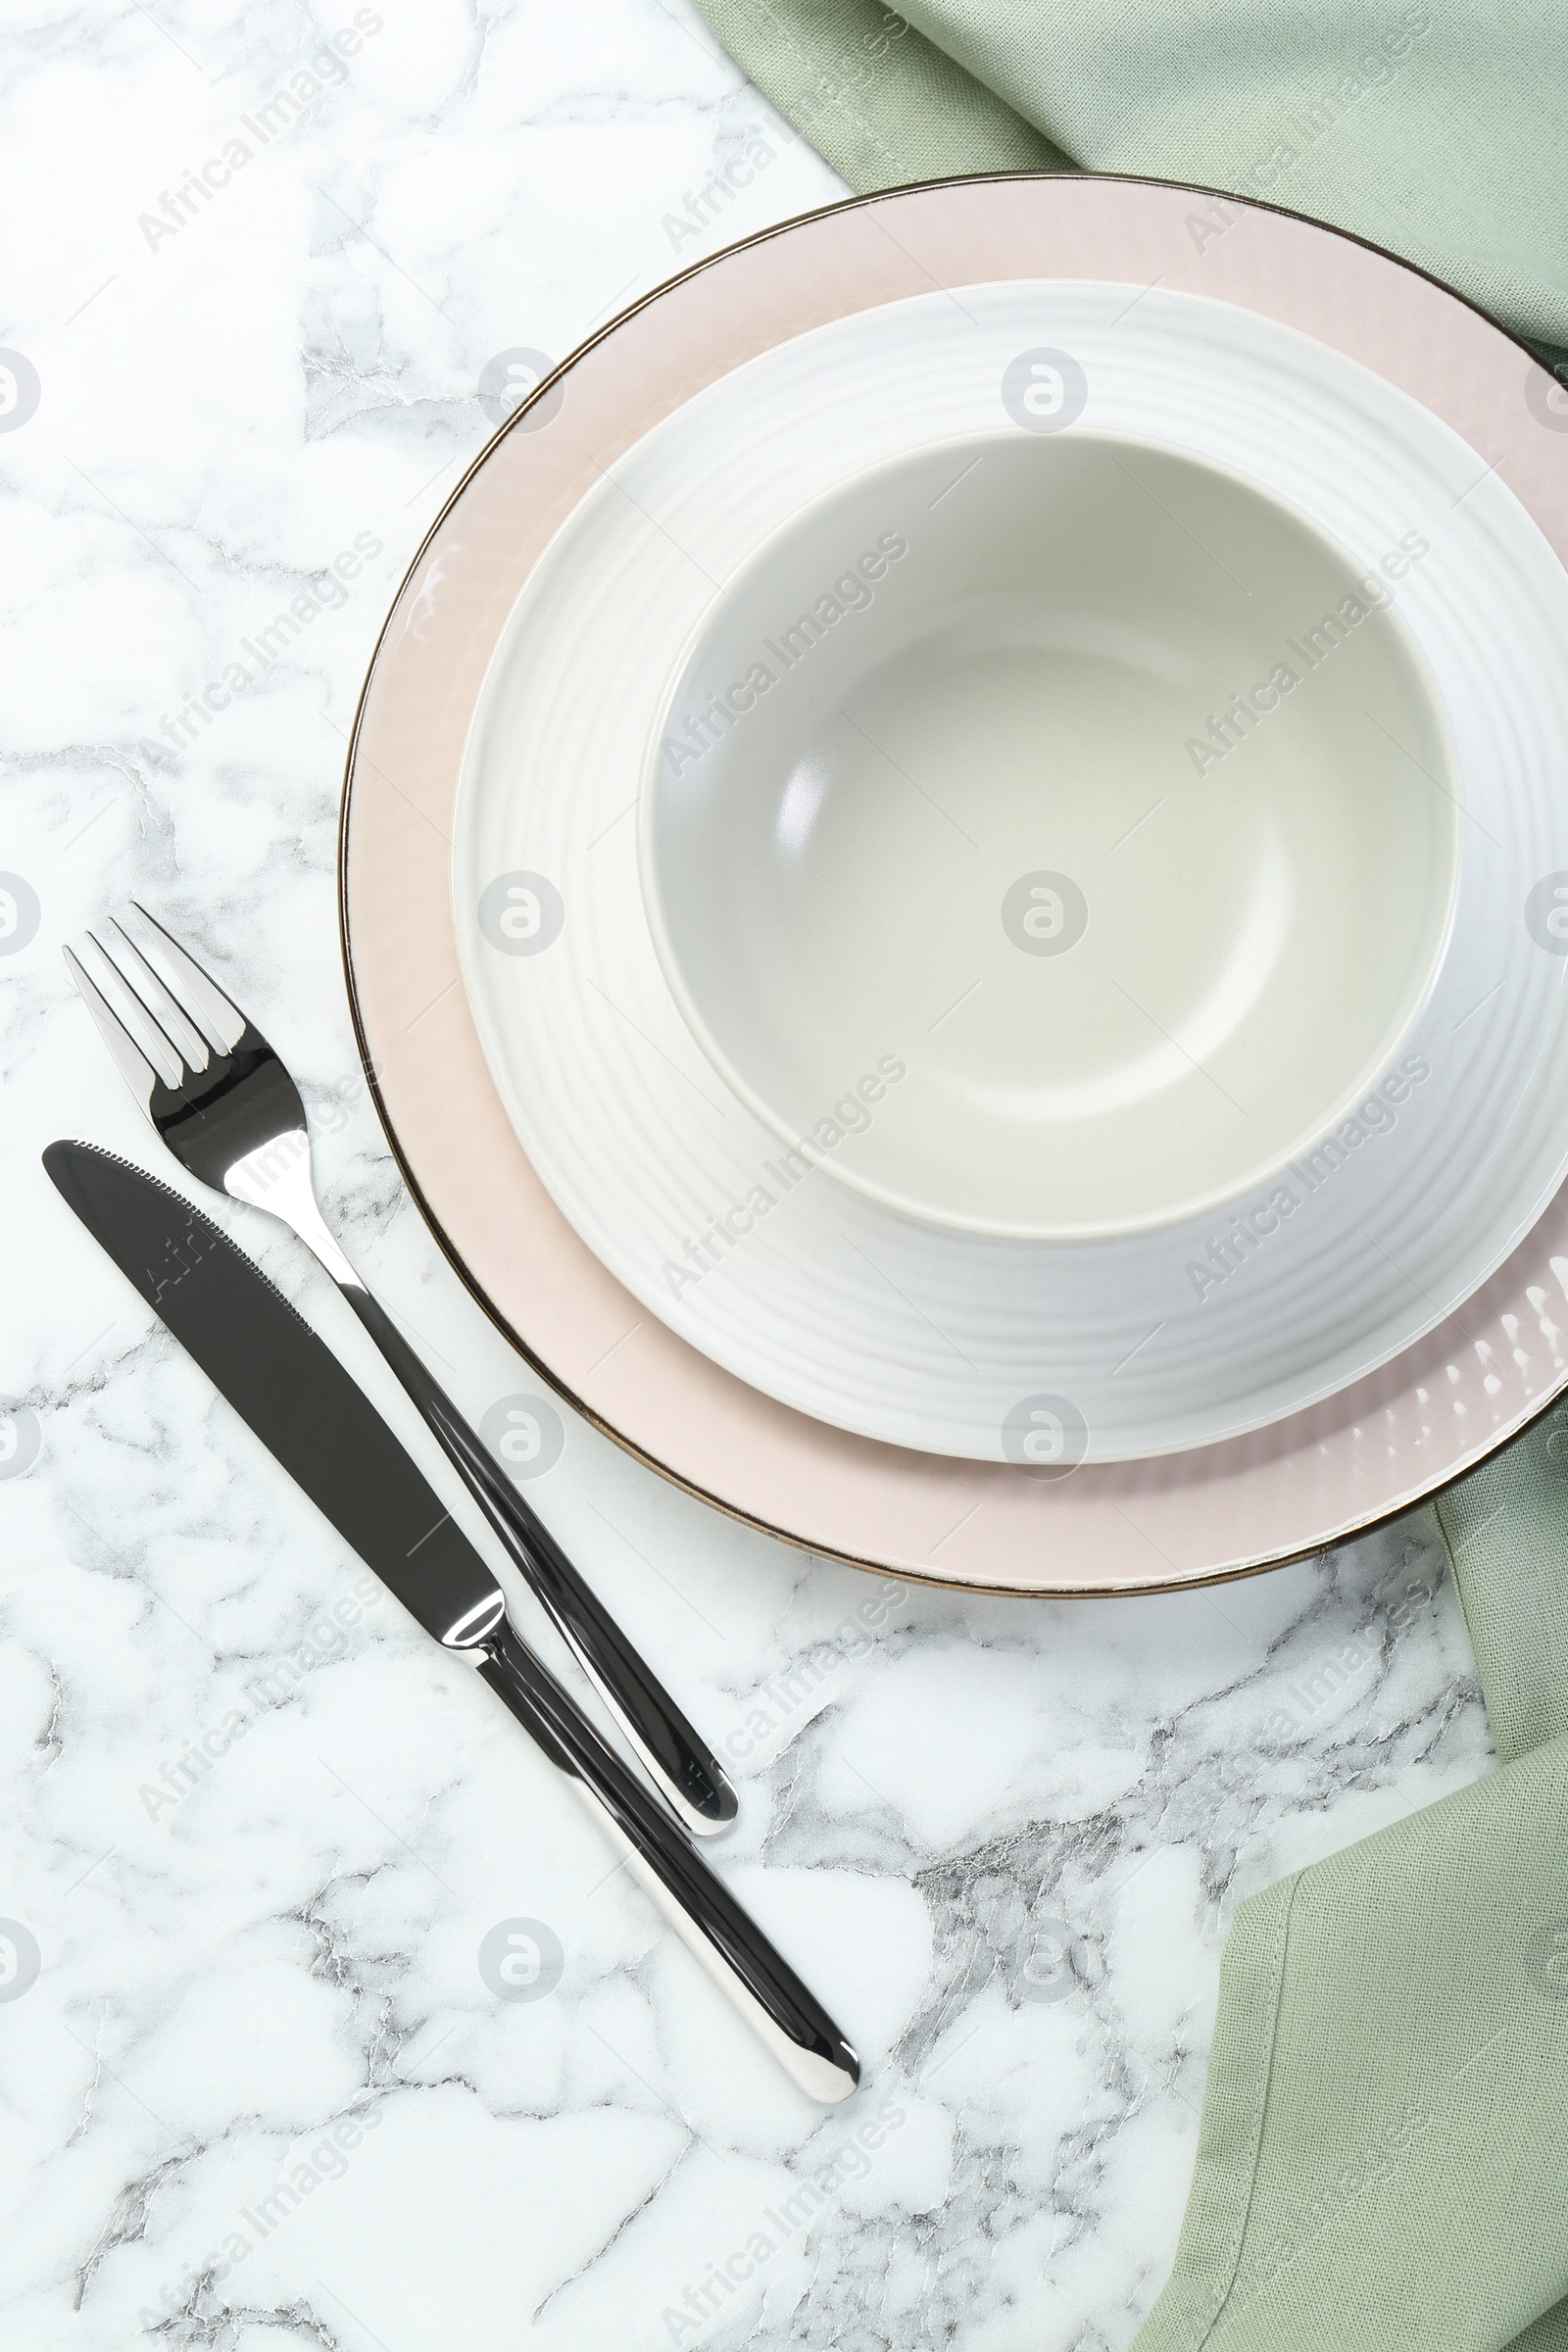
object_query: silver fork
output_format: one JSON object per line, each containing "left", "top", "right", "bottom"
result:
{"left": 65, "top": 905, "right": 737, "bottom": 1838}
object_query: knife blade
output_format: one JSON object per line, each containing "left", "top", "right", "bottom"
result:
{"left": 44, "top": 1140, "right": 859, "bottom": 2103}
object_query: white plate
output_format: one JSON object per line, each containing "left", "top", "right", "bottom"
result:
{"left": 453, "top": 279, "right": 1568, "bottom": 1463}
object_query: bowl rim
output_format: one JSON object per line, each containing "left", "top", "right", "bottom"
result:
{"left": 635, "top": 417, "right": 1462, "bottom": 1243}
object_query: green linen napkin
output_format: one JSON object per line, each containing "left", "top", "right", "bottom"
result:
{"left": 692, "top": 1, "right": 1568, "bottom": 358}
{"left": 1122, "top": 1426, "right": 1568, "bottom": 2352}
{"left": 685, "top": 17, "right": 1568, "bottom": 2336}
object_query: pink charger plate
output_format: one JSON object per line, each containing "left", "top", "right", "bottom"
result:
{"left": 339, "top": 172, "right": 1568, "bottom": 1596}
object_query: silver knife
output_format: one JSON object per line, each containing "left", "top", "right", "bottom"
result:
{"left": 44, "top": 1139, "right": 859, "bottom": 2103}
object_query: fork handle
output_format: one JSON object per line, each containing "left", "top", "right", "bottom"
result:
{"left": 476, "top": 1614, "right": 857, "bottom": 2103}
{"left": 336, "top": 1282, "right": 738, "bottom": 1836}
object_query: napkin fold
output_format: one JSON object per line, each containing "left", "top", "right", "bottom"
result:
{"left": 692, "top": 0, "right": 1568, "bottom": 359}
{"left": 1143, "top": 1498, "right": 1568, "bottom": 2347}
{"left": 1127, "top": 1423, "right": 1568, "bottom": 2351}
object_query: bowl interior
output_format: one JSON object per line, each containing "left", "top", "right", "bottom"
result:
{"left": 640, "top": 431, "right": 1458, "bottom": 1239}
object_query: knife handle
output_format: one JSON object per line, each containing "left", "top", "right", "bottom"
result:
{"left": 337, "top": 1284, "right": 737, "bottom": 1838}
{"left": 476, "top": 1614, "right": 859, "bottom": 2105}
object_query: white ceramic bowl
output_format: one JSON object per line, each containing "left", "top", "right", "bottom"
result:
{"left": 641, "top": 430, "right": 1457, "bottom": 1239}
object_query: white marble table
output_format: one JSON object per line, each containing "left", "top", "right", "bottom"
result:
{"left": 0, "top": 5, "right": 1495, "bottom": 2345}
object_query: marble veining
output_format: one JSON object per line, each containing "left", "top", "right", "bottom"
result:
{"left": 0, "top": 4, "right": 1494, "bottom": 2346}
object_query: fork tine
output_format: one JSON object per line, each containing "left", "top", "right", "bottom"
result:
{"left": 104, "top": 919, "right": 212, "bottom": 1074}
{"left": 124, "top": 903, "right": 249, "bottom": 1054}
{"left": 64, "top": 944, "right": 177, "bottom": 1102}
{"left": 79, "top": 932, "right": 191, "bottom": 1088}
